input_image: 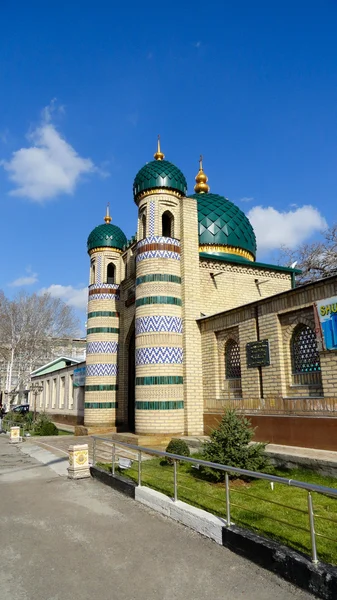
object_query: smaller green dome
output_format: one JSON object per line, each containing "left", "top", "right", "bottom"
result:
{"left": 133, "top": 160, "right": 187, "bottom": 201}
{"left": 87, "top": 223, "right": 127, "bottom": 252}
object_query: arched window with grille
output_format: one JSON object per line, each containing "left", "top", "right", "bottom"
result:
{"left": 291, "top": 324, "right": 322, "bottom": 387}
{"left": 224, "top": 339, "right": 242, "bottom": 398}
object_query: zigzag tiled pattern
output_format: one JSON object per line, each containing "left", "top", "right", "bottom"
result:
{"left": 149, "top": 201, "right": 155, "bottom": 235}
{"left": 86, "top": 363, "right": 118, "bottom": 376}
{"left": 137, "top": 235, "right": 180, "bottom": 248}
{"left": 87, "top": 341, "right": 119, "bottom": 354}
{"left": 135, "top": 347, "right": 183, "bottom": 365}
{"left": 89, "top": 293, "right": 120, "bottom": 301}
{"left": 136, "top": 250, "right": 180, "bottom": 263}
{"left": 96, "top": 254, "right": 102, "bottom": 283}
{"left": 89, "top": 283, "right": 120, "bottom": 290}
{"left": 135, "top": 316, "right": 183, "bottom": 334}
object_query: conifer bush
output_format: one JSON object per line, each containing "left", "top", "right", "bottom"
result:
{"left": 164, "top": 438, "right": 190, "bottom": 464}
{"left": 202, "top": 409, "right": 268, "bottom": 480}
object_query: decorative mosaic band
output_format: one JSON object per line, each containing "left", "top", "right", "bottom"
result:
{"left": 96, "top": 254, "right": 102, "bottom": 283}
{"left": 85, "top": 384, "right": 118, "bottom": 391}
{"left": 86, "top": 363, "right": 118, "bottom": 377}
{"left": 85, "top": 402, "right": 117, "bottom": 409}
{"left": 137, "top": 242, "right": 180, "bottom": 256}
{"left": 137, "top": 235, "right": 180, "bottom": 248}
{"left": 135, "top": 296, "right": 182, "bottom": 308}
{"left": 89, "top": 283, "right": 120, "bottom": 290}
{"left": 87, "top": 327, "right": 119, "bottom": 334}
{"left": 135, "top": 346, "right": 183, "bottom": 365}
{"left": 86, "top": 341, "right": 119, "bottom": 354}
{"left": 135, "top": 316, "right": 183, "bottom": 334}
{"left": 136, "top": 274, "right": 181, "bottom": 285}
{"left": 136, "top": 376, "right": 183, "bottom": 385}
{"left": 89, "top": 293, "right": 120, "bottom": 301}
{"left": 87, "top": 311, "right": 119, "bottom": 318}
{"left": 136, "top": 250, "right": 180, "bottom": 262}
{"left": 136, "top": 400, "right": 184, "bottom": 410}
{"left": 149, "top": 201, "right": 155, "bottom": 235}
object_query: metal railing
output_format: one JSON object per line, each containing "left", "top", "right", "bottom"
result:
{"left": 92, "top": 436, "right": 337, "bottom": 565}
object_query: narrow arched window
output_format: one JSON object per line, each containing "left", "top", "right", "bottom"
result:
{"left": 90, "top": 260, "right": 95, "bottom": 285}
{"left": 107, "top": 262, "right": 115, "bottom": 284}
{"left": 162, "top": 211, "right": 174, "bottom": 238}
{"left": 141, "top": 213, "right": 147, "bottom": 239}
{"left": 225, "top": 339, "right": 241, "bottom": 379}
{"left": 291, "top": 324, "right": 322, "bottom": 388}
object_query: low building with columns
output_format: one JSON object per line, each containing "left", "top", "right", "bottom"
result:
{"left": 79, "top": 139, "right": 337, "bottom": 450}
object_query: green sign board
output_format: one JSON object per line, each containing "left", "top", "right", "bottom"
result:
{"left": 246, "top": 340, "right": 270, "bottom": 368}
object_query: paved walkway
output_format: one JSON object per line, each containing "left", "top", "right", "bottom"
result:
{"left": 0, "top": 435, "right": 314, "bottom": 600}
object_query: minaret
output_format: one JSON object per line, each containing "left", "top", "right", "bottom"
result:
{"left": 133, "top": 138, "right": 186, "bottom": 434}
{"left": 84, "top": 206, "right": 127, "bottom": 430}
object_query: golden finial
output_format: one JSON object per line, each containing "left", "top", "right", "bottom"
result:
{"left": 154, "top": 135, "right": 165, "bottom": 161}
{"left": 194, "top": 155, "right": 210, "bottom": 193}
{"left": 104, "top": 203, "right": 112, "bottom": 224}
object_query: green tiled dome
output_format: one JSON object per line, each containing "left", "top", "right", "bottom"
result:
{"left": 133, "top": 160, "right": 187, "bottom": 200}
{"left": 87, "top": 223, "right": 127, "bottom": 252}
{"left": 189, "top": 193, "right": 257, "bottom": 258}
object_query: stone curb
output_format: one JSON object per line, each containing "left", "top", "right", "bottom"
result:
{"left": 90, "top": 465, "right": 337, "bottom": 600}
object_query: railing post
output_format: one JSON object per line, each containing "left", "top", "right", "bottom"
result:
{"left": 138, "top": 450, "right": 142, "bottom": 486}
{"left": 307, "top": 492, "right": 318, "bottom": 564}
{"left": 112, "top": 443, "right": 116, "bottom": 476}
{"left": 92, "top": 437, "right": 96, "bottom": 466}
{"left": 225, "top": 472, "right": 231, "bottom": 526}
{"left": 173, "top": 460, "right": 177, "bottom": 502}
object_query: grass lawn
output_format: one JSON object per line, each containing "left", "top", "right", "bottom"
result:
{"left": 98, "top": 457, "right": 337, "bottom": 566}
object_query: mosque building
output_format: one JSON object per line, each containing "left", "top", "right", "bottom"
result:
{"left": 79, "top": 138, "right": 337, "bottom": 450}
{"left": 31, "top": 139, "right": 337, "bottom": 449}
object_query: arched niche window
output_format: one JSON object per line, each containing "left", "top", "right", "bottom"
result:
{"left": 107, "top": 262, "right": 115, "bottom": 284}
{"left": 224, "top": 339, "right": 242, "bottom": 398}
{"left": 225, "top": 339, "right": 241, "bottom": 379}
{"left": 162, "top": 211, "right": 174, "bottom": 238}
{"left": 291, "top": 324, "right": 322, "bottom": 387}
{"left": 90, "top": 260, "right": 95, "bottom": 285}
{"left": 141, "top": 213, "right": 147, "bottom": 239}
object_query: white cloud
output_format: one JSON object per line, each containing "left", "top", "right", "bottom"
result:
{"left": 0, "top": 102, "right": 97, "bottom": 202}
{"left": 9, "top": 267, "right": 38, "bottom": 287}
{"left": 239, "top": 196, "right": 254, "bottom": 203}
{"left": 9, "top": 274, "right": 38, "bottom": 287}
{"left": 247, "top": 205, "right": 327, "bottom": 252}
{"left": 40, "top": 284, "right": 87, "bottom": 311}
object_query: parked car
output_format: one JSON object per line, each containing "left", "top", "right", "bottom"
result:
{"left": 11, "top": 404, "right": 30, "bottom": 414}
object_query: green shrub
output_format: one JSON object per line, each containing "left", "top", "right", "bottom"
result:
{"left": 202, "top": 409, "right": 268, "bottom": 480}
{"left": 33, "top": 413, "right": 59, "bottom": 436}
{"left": 164, "top": 439, "right": 190, "bottom": 464}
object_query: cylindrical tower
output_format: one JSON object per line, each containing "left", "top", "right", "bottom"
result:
{"left": 133, "top": 139, "right": 187, "bottom": 435}
{"left": 84, "top": 207, "right": 127, "bottom": 429}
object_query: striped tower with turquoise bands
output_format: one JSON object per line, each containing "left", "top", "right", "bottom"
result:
{"left": 133, "top": 139, "right": 186, "bottom": 434}
{"left": 84, "top": 206, "right": 127, "bottom": 428}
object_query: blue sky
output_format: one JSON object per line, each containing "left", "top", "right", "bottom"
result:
{"left": 0, "top": 1, "right": 336, "bottom": 323}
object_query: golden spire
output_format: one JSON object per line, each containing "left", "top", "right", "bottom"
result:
{"left": 104, "top": 203, "right": 112, "bottom": 224}
{"left": 194, "top": 155, "right": 210, "bottom": 193}
{"left": 154, "top": 135, "right": 165, "bottom": 161}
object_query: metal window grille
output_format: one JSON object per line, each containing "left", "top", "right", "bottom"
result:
{"left": 291, "top": 325, "right": 321, "bottom": 374}
{"left": 225, "top": 340, "right": 241, "bottom": 379}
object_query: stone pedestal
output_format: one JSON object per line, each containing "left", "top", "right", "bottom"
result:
{"left": 68, "top": 444, "right": 91, "bottom": 479}
{"left": 10, "top": 426, "right": 21, "bottom": 443}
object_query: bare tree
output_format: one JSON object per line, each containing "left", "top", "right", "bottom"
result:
{"left": 280, "top": 225, "right": 337, "bottom": 284}
{"left": 0, "top": 290, "right": 80, "bottom": 397}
